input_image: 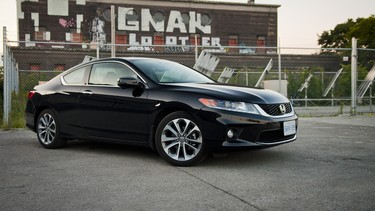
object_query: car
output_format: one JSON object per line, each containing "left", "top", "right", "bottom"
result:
{"left": 25, "top": 57, "right": 298, "bottom": 166}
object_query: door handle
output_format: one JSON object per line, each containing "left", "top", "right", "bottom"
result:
{"left": 82, "top": 90, "right": 93, "bottom": 95}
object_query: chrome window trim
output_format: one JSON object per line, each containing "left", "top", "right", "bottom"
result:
{"left": 61, "top": 60, "right": 147, "bottom": 87}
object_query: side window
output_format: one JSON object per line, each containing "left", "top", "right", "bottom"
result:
{"left": 89, "top": 62, "right": 137, "bottom": 86}
{"left": 63, "top": 66, "right": 88, "bottom": 85}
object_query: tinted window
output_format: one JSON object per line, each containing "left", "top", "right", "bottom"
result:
{"left": 131, "top": 59, "right": 215, "bottom": 84}
{"left": 89, "top": 62, "right": 137, "bottom": 86}
{"left": 63, "top": 66, "right": 88, "bottom": 85}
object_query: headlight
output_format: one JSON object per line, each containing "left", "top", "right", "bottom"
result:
{"left": 199, "top": 98, "right": 260, "bottom": 114}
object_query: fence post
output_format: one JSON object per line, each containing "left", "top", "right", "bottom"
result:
{"left": 370, "top": 83, "right": 373, "bottom": 113}
{"left": 111, "top": 5, "right": 115, "bottom": 58}
{"left": 245, "top": 67, "right": 248, "bottom": 86}
{"left": 194, "top": 35, "right": 198, "bottom": 63}
{"left": 278, "top": 37, "right": 281, "bottom": 93}
{"left": 351, "top": 37, "right": 357, "bottom": 115}
{"left": 3, "top": 27, "right": 10, "bottom": 125}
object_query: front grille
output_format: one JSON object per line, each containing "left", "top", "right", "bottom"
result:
{"left": 258, "top": 103, "right": 292, "bottom": 116}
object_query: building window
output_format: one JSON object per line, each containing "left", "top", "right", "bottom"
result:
{"left": 116, "top": 33, "right": 127, "bottom": 44}
{"left": 154, "top": 35, "right": 164, "bottom": 45}
{"left": 228, "top": 35, "right": 238, "bottom": 53}
{"left": 55, "top": 64, "right": 65, "bottom": 71}
{"left": 115, "top": 32, "right": 127, "bottom": 51}
{"left": 35, "top": 27, "right": 46, "bottom": 41}
{"left": 190, "top": 34, "right": 201, "bottom": 46}
{"left": 35, "top": 31, "right": 44, "bottom": 41}
{"left": 72, "top": 33, "right": 82, "bottom": 42}
{"left": 71, "top": 33, "right": 82, "bottom": 43}
{"left": 154, "top": 34, "right": 164, "bottom": 51}
{"left": 30, "top": 64, "right": 41, "bottom": 71}
{"left": 256, "top": 35, "right": 266, "bottom": 54}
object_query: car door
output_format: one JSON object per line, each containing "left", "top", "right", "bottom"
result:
{"left": 78, "top": 61, "right": 153, "bottom": 143}
{"left": 50, "top": 64, "right": 90, "bottom": 137}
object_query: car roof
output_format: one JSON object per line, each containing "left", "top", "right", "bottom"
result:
{"left": 82, "top": 57, "right": 162, "bottom": 64}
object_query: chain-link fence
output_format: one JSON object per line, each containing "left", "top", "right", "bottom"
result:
{"left": 2, "top": 40, "right": 375, "bottom": 127}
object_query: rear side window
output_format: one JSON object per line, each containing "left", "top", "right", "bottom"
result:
{"left": 63, "top": 66, "right": 89, "bottom": 85}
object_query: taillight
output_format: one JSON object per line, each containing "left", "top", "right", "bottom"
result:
{"left": 28, "top": 91, "right": 36, "bottom": 99}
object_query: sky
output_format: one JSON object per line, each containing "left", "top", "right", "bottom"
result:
{"left": 0, "top": 0, "right": 374, "bottom": 57}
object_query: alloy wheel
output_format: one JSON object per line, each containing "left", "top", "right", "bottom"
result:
{"left": 37, "top": 113, "right": 57, "bottom": 145}
{"left": 161, "top": 118, "right": 203, "bottom": 162}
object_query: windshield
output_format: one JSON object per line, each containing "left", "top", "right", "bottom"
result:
{"left": 131, "top": 59, "right": 215, "bottom": 84}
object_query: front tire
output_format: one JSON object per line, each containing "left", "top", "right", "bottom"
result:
{"left": 155, "top": 111, "right": 207, "bottom": 166}
{"left": 36, "top": 109, "right": 66, "bottom": 149}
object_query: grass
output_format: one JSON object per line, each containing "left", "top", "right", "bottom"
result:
{"left": 1, "top": 91, "right": 27, "bottom": 129}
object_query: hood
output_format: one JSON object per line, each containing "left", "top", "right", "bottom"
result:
{"left": 168, "top": 83, "right": 289, "bottom": 104}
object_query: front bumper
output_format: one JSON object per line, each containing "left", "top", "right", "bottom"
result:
{"left": 196, "top": 107, "right": 298, "bottom": 150}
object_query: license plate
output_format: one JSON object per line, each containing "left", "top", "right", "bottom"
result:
{"left": 283, "top": 120, "right": 296, "bottom": 136}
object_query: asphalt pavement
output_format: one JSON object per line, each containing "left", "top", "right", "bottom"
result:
{"left": 1, "top": 115, "right": 374, "bottom": 211}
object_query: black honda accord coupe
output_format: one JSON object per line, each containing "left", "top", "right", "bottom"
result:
{"left": 26, "top": 57, "right": 297, "bottom": 166}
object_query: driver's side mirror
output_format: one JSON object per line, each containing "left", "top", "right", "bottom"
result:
{"left": 118, "top": 77, "right": 141, "bottom": 88}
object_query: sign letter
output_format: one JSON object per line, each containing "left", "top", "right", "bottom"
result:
{"left": 189, "top": 11, "right": 211, "bottom": 34}
{"left": 141, "top": 8, "right": 164, "bottom": 32}
{"left": 166, "top": 11, "right": 187, "bottom": 33}
{"left": 118, "top": 7, "right": 139, "bottom": 31}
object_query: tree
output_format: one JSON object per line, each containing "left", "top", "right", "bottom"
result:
{"left": 318, "top": 18, "right": 356, "bottom": 51}
{"left": 318, "top": 15, "right": 375, "bottom": 68}
{"left": 318, "top": 15, "right": 375, "bottom": 50}
{"left": 347, "top": 15, "right": 375, "bottom": 49}
{"left": 348, "top": 15, "right": 375, "bottom": 69}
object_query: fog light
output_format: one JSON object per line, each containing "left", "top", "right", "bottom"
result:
{"left": 227, "top": 129, "right": 234, "bottom": 139}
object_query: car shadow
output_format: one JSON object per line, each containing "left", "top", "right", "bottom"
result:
{"left": 200, "top": 148, "right": 294, "bottom": 168}
{"left": 60, "top": 139, "right": 162, "bottom": 161}
{"left": 57, "top": 140, "right": 293, "bottom": 167}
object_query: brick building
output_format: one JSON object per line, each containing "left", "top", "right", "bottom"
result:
{"left": 17, "top": 0, "right": 278, "bottom": 51}
{"left": 14, "top": 0, "right": 340, "bottom": 72}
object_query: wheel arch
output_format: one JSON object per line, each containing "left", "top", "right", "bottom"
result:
{"left": 33, "top": 105, "right": 54, "bottom": 131}
{"left": 148, "top": 102, "right": 198, "bottom": 150}
{"left": 33, "top": 97, "right": 63, "bottom": 129}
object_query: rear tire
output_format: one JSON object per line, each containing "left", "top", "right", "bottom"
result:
{"left": 155, "top": 111, "right": 207, "bottom": 166}
{"left": 36, "top": 109, "right": 66, "bottom": 149}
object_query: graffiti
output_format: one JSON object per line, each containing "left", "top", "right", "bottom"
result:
{"left": 59, "top": 18, "right": 75, "bottom": 28}
{"left": 90, "top": 8, "right": 107, "bottom": 45}
{"left": 165, "top": 46, "right": 192, "bottom": 52}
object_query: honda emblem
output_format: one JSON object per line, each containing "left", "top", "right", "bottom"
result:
{"left": 279, "top": 104, "right": 286, "bottom": 114}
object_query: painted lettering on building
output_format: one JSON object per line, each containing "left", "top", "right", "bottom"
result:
{"left": 116, "top": 7, "right": 222, "bottom": 50}
{"left": 118, "top": 8, "right": 211, "bottom": 34}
